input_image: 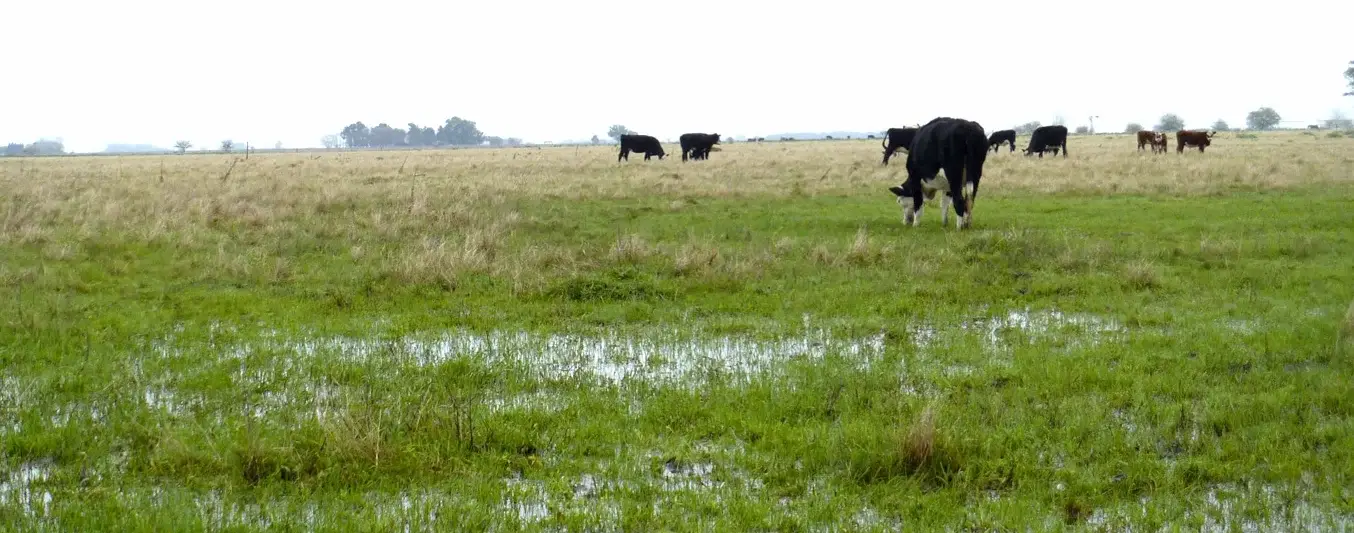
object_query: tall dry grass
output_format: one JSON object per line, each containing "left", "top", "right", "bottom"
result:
{"left": 1, "top": 131, "right": 1350, "bottom": 282}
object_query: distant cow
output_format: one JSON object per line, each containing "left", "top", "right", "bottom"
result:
{"left": 987, "top": 129, "right": 1017, "bottom": 153}
{"left": 1023, "top": 125, "right": 1069, "bottom": 158}
{"left": 617, "top": 134, "right": 666, "bottom": 162}
{"left": 1176, "top": 130, "right": 1216, "bottom": 153}
{"left": 1136, "top": 130, "right": 1168, "bottom": 153}
{"left": 680, "top": 133, "right": 721, "bottom": 161}
{"left": 880, "top": 127, "right": 919, "bottom": 165}
{"left": 887, "top": 117, "right": 988, "bottom": 229}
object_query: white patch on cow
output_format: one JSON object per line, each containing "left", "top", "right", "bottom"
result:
{"left": 957, "top": 212, "right": 972, "bottom": 230}
{"left": 940, "top": 195, "right": 950, "bottom": 226}
{"left": 906, "top": 204, "right": 923, "bottom": 226}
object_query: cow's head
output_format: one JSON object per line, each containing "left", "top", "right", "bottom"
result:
{"left": 1207, "top": 131, "right": 1216, "bottom": 138}
{"left": 888, "top": 186, "right": 922, "bottom": 225}
{"left": 710, "top": 133, "right": 721, "bottom": 144}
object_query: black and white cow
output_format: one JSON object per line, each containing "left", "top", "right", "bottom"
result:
{"left": 617, "top": 134, "right": 667, "bottom": 162}
{"left": 887, "top": 117, "right": 989, "bottom": 229}
{"left": 1022, "top": 125, "right": 1068, "bottom": 158}
{"left": 679, "top": 132, "right": 721, "bottom": 161}
{"left": 880, "top": 127, "right": 919, "bottom": 165}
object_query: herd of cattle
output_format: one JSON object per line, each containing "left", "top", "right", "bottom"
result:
{"left": 615, "top": 120, "right": 1222, "bottom": 230}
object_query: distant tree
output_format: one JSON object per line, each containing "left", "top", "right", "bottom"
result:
{"left": 1014, "top": 122, "right": 1042, "bottom": 135}
{"left": 607, "top": 125, "right": 633, "bottom": 141}
{"left": 369, "top": 123, "right": 407, "bottom": 147}
{"left": 21, "top": 140, "right": 64, "bottom": 155}
{"left": 1324, "top": 110, "right": 1353, "bottom": 130}
{"left": 221, "top": 140, "right": 234, "bottom": 152}
{"left": 4, "top": 143, "right": 22, "bottom": 156}
{"left": 340, "top": 122, "right": 370, "bottom": 148}
{"left": 591, "top": 135, "right": 601, "bottom": 144}
{"left": 174, "top": 140, "right": 192, "bottom": 154}
{"left": 406, "top": 123, "right": 426, "bottom": 147}
{"left": 1345, "top": 60, "right": 1353, "bottom": 96}
{"left": 436, "top": 117, "right": 484, "bottom": 146}
{"left": 274, "top": 141, "right": 283, "bottom": 150}
{"left": 1245, "top": 107, "right": 1281, "bottom": 130}
{"left": 321, "top": 134, "right": 340, "bottom": 149}
{"left": 1212, "top": 120, "right": 1230, "bottom": 132}
{"left": 485, "top": 136, "right": 505, "bottom": 147}
{"left": 725, "top": 136, "right": 734, "bottom": 143}
{"left": 506, "top": 138, "right": 523, "bottom": 146}
{"left": 1124, "top": 123, "right": 1144, "bottom": 134}
{"left": 1155, "top": 114, "right": 1185, "bottom": 132}
{"left": 1074, "top": 126, "right": 1089, "bottom": 134}
{"left": 1052, "top": 115, "right": 1066, "bottom": 126}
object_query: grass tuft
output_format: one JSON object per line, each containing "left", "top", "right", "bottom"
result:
{"left": 845, "top": 226, "right": 891, "bottom": 265}
{"left": 610, "top": 232, "right": 653, "bottom": 265}
{"left": 673, "top": 239, "right": 722, "bottom": 276}
{"left": 1123, "top": 260, "right": 1161, "bottom": 290}
{"left": 900, "top": 403, "right": 938, "bottom": 468}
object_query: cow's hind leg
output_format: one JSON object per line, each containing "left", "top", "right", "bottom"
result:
{"left": 944, "top": 164, "right": 971, "bottom": 229}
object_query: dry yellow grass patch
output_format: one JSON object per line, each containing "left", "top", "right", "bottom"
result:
{"left": 1, "top": 131, "right": 1349, "bottom": 257}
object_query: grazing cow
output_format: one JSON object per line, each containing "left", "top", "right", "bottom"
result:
{"left": 617, "top": 134, "right": 666, "bottom": 162}
{"left": 1176, "top": 130, "right": 1216, "bottom": 153}
{"left": 1023, "top": 125, "right": 1069, "bottom": 158}
{"left": 987, "top": 129, "right": 1017, "bottom": 153}
{"left": 886, "top": 117, "right": 988, "bottom": 229}
{"left": 679, "top": 133, "right": 721, "bottom": 161}
{"left": 880, "top": 127, "right": 919, "bottom": 165}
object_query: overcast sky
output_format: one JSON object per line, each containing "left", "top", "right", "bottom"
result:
{"left": 3, "top": 0, "right": 1351, "bottom": 152}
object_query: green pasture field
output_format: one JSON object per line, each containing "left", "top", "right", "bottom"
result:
{"left": 2, "top": 130, "right": 1353, "bottom": 531}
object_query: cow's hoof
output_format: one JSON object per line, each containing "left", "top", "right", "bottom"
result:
{"left": 957, "top": 214, "right": 972, "bottom": 229}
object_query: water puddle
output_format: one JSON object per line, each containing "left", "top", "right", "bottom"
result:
{"left": 660, "top": 459, "right": 719, "bottom": 492}
{"left": 911, "top": 308, "right": 1126, "bottom": 354}
{"left": 0, "top": 458, "right": 55, "bottom": 519}
{"left": 1086, "top": 482, "right": 1353, "bottom": 531}
{"left": 501, "top": 472, "right": 549, "bottom": 524}
{"left": 164, "top": 326, "right": 890, "bottom": 387}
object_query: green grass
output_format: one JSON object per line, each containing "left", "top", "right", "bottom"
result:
{"left": 4, "top": 146, "right": 1354, "bottom": 530}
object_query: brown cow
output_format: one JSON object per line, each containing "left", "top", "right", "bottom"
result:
{"left": 1135, "top": 130, "right": 1168, "bottom": 153}
{"left": 1137, "top": 130, "right": 1159, "bottom": 152}
{"left": 1176, "top": 130, "right": 1216, "bottom": 153}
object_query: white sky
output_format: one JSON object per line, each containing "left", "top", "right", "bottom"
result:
{"left": 2, "top": 0, "right": 1351, "bottom": 152}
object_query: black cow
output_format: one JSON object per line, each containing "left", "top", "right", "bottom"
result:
{"left": 887, "top": 117, "right": 988, "bottom": 229}
{"left": 617, "top": 134, "right": 666, "bottom": 162}
{"left": 880, "top": 127, "right": 919, "bottom": 165}
{"left": 679, "top": 133, "right": 721, "bottom": 161}
{"left": 987, "top": 129, "right": 1017, "bottom": 153}
{"left": 1023, "top": 125, "right": 1068, "bottom": 158}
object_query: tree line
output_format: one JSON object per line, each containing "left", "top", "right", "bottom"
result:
{"left": 328, "top": 117, "right": 520, "bottom": 149}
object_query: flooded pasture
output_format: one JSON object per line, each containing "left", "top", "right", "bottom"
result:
{"left": 3, "top": 307, "right": 1346, "bottom": 530}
